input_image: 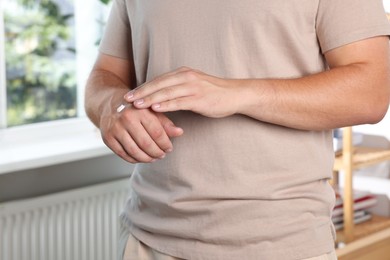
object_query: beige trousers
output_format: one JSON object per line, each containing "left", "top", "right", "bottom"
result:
{"left": 121, "top": 233, "right": 338, "bottom": 260}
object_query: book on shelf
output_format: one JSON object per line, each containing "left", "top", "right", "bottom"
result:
{"left": 333, "top": 211, "right": 372, "bottom": 230}
{"left": 331, "top": 189, "right": 377, "bottom": 229}
{"left": 332, "top": 209, "right": 366, "bottom": 224}
{"left": 332, "top": 191, "right": 377, "bottom": 217}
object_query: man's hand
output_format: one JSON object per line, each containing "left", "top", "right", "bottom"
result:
{"left": 123, "top": 67, "right": 240, "bottom": 118}
{"left": 100, "top": 104, "right": 183, "bottom": 164}
{"left": 84, "top": 53, "right": 184, "bottom": 164}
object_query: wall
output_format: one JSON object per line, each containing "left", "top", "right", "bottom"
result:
{"left": 0, "top": 154, "right": 133, "bottom": 203}
{"left": 355, "top": 109, "right": 390, "bottom": 141}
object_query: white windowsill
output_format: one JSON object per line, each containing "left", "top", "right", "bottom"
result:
{"left": 0, "top": 118, "right": 112, "bottom": 175}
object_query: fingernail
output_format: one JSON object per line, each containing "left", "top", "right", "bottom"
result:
{"left": 159, "top": 154, "right": 166, "bottom": 159}
{"left": 165, "top": 148, "right": 173, "bottom": 153}
{"left": 124, "top": 91, "right": 134, "bottom": 100}
{"left": 134, "top": 99, "right": 144, "bottom": 106}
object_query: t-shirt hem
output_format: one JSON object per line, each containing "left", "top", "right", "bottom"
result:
{"left": 98, "top": 47, "right": 129, "bottom": 60}
{"left": 321, "top": 26, "right": 390, "bottom": 53}
{"left": 129, "top": 226, "right": 335, "bottom": 260}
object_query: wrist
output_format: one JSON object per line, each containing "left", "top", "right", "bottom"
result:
{"left": 233, "top": 79, "right": 264, "bottom": 116}
{"left": 98, "top": 80, "right": 130, "bottom": 116}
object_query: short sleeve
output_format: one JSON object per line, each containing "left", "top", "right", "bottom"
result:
{"left": 316, "top": 0, "right": 390, "bottom": 53}
{"left": 99, "top": 0, "right": 131, "bottom": 59}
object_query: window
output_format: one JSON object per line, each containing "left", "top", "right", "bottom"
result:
{"left": 0, "top": 0, "right": 111, "bottom": 128}
{"left": 0, "top": 0, "right": 112, "bottom": 173}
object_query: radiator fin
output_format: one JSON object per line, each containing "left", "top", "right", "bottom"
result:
{"left": 0, "top": 179, "right": 130, "bottom": 260}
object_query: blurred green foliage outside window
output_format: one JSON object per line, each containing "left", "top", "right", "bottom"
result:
{"left": 4, "top": 0, "right": 77, "bottom": 127}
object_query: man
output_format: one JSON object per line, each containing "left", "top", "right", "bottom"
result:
{"left": 85, "top": 0, "right": 390, "bottom": 259}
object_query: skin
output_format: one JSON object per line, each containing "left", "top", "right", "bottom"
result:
{"left": 85, "top": 55, "right": 184, "bottom": 164}
{"left": 85, "top": 36, "right": 390, "bottom": 164}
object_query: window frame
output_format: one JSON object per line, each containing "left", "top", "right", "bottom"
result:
{"left": 0, "top": 0, "right": 7, "bottom": 129}
{"left": 0, "top": 117, "right": 112, "bottom": 175}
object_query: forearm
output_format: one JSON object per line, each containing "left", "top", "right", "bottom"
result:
{"left": 124, "top": 62, "right": 390, "bottom": 131}
{"left": 238, "top": 64, "right": 390, "bottom": 130}
{"left": 84, "top": 69, "right": 130, "bottom": 128}
{"left": 123, "top": 37, "right": 390, "bottom": 130}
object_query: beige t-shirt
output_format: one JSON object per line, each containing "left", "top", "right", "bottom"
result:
{"left": 100, "top": 1, "right": 390, "bottom": 259}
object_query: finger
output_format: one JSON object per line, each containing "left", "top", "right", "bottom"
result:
{"left": 151, "top": 97, "right": 193, "bottom": 113}
{"left": 116, "top": 129, "right": 157, "bottom": 162}
{"left": 102, "top": 134, "right": 138, "bottom": 164}
{"left": 132, "top": 84, "right": 192, "bottom": 109}
{"left": 124, "top": 67, "right": 194, "bottom": 102}
{"left": 155, "top": 113, "right": 184, "bottom": 138}
{"left": 140, "top": 115, "right": 176, "bottom": 153}
{"left": 125, "top": 117, "right": 167, "bottom": 159}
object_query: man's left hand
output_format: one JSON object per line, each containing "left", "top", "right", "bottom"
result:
{"left": 123, "top": 67, "right": 241, "bottom": 118}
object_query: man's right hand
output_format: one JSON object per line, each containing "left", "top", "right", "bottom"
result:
{"left": 100, "top": 104, "right": 183, "bottom": 164}
{"left": 84, "top": 53, "right": 183, "bottom": 164}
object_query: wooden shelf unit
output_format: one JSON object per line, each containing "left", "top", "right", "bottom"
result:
{"left": 336, "top": 221, "right": 390, "bottom": 260}
{"left": 333, "top": 127, "right": 390, "bottom": 243}
{"left": 336, "top": 215, "right": 390, "bottom": 243}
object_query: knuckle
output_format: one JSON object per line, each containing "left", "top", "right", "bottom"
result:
{"left": 139, "top": 139, "right": 165, "bottom": 157}
{"left": 162, "top": 87, "right": 175, "bottom": 98}
{"left": 153, "top": 77, "right": 164, "bottom": 90}
{"left": 150, "top": 127, "right": 165, "bottom": 140}
{"left": 121, "top": 109, "right": 134, "bottom": 121}
{"left": 139, "top": 138, "right": 153, "bottom": 150}
{"left": 101, "top": 134, "right": 114, "bottom": 146}
{"left": 123, "top": 115, "right": 139, "bottom": 127}
{"left": 183, "top": 70, "right": 198, "bottom": 81}
{"left": 174, "top": 99, "right": 186, "bottom": 110}
{"left": 117, "top": 150, "right": 129, "bottom": 159}
{"left": 125, "top": 145, "right": 138, "bottom": 157}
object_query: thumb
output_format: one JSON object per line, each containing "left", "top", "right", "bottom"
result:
{"left": 156, "top": 113, "right": 184, "bottom": 138}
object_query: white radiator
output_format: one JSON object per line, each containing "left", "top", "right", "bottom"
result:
{"left": 0, "top": 178, "right": 130, "bottom": 260}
